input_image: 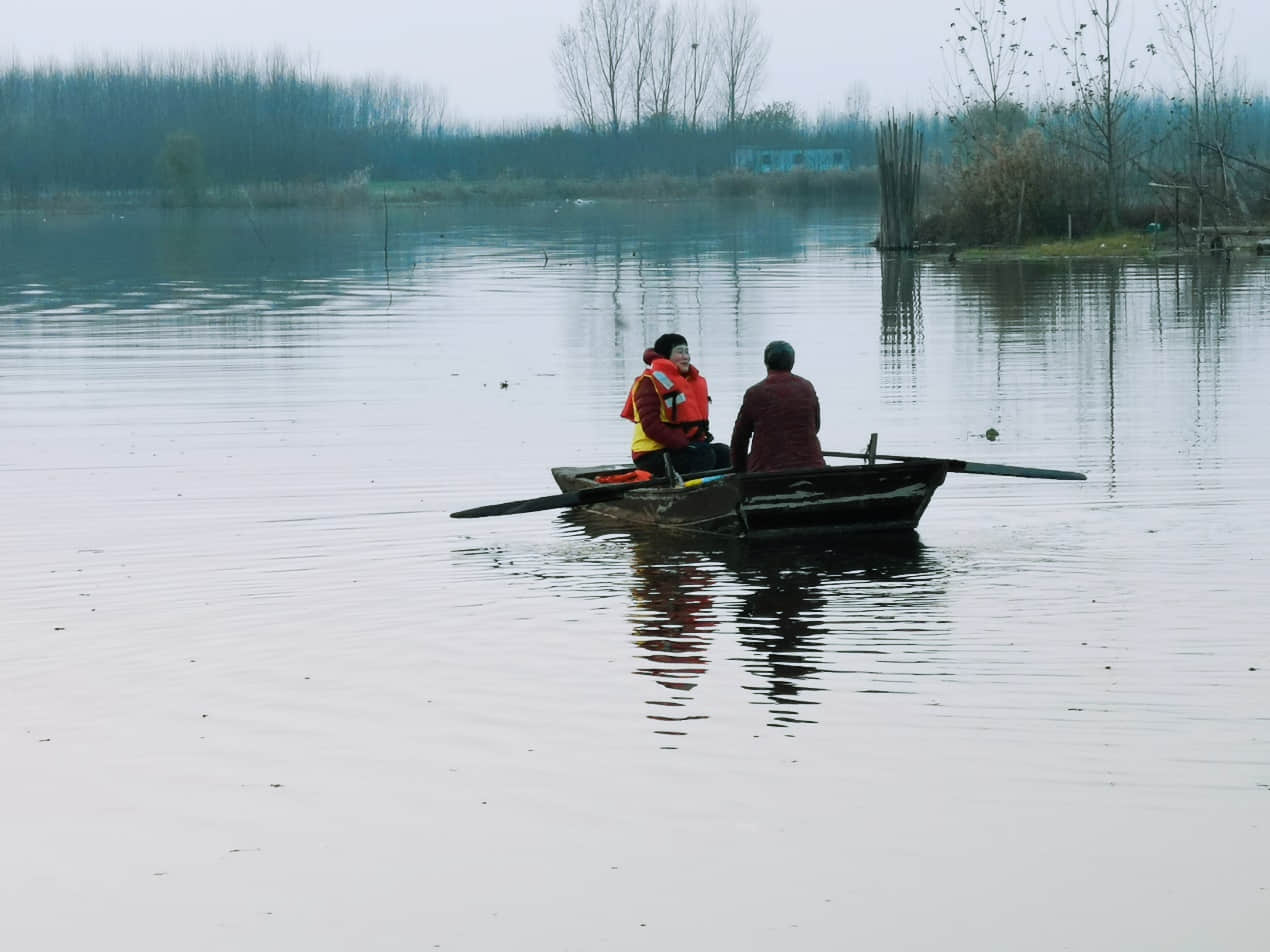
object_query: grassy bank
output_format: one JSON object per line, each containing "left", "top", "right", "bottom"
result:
{"left": 956, "top": 232, "right": 1158, "bottom": 259}
{"left": 953, "top": 229, "right": 1268, "bottom": 259}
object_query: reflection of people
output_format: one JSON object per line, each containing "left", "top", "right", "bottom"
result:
{"left": 730, "top": 542, "right": 829, "bottom": 724}
{"left": 729, "top": 340, "right": 826, "bottom": 474}
{"left": 624, "top": 534, "right": 719, "bottom": 735}
{"left": 621, "top": 333, "right": 730, "bottom": 477}
{"left": 735, "top": 536, "right": 942, "bottom": 727}
{"left": 557, "top": 513, "right": 941, "bottom": 738}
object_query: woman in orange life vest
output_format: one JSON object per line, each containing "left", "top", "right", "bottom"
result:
{"left": 620, "top": 333, "right": 731, "bottom": 477}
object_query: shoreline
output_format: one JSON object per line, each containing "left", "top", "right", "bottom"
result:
{"left": 955, "top": 230, "right": 1269, "bottom": 261}
{"left": 7, "top": 183, "right": 1266, "bottom": 262}
{"left": 0, "top": 168, "right": 881, "bottom": 215}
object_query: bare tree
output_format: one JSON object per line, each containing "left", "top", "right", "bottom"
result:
{"left": 415, "top": 83, "right": 449, "bottom": 138}
{"left": 628, "top": 0, "right": 658, "bottom": 126}
{"left": 554, "top": 25, "right": 600, "bottom": 132}
{"left": 716, "top": 0, "right": 769, "bottom": 126}
{"left": 814, "top": 81, "right": 870, "bottom": 136}
{"left": 682, "top": 0, "right": 714, "bottom": 130}
{"left": 581, "top": 0, "right": 636, "bottom": 135}
{"left": 939, "top": 0, "right": 1032, "bottom": 148}
{"left": 842, "top": 81, "right": 872, "bottom": 122}
{"left": 648, "top": 1, "right": 684, "bottom": 122}
{"left": 1155, "top": 0, "right": 1240, "bottom": 205}
{"left": 1052, "top": 0, "right": 1153, "bottom": 228}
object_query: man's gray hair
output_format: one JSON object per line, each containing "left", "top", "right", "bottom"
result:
{"left": 763, "top": 340, "right": 796, "bottom": 371}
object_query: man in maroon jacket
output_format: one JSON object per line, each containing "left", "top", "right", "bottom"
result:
{"left": 729, "top": 340, "right": 826, "bottom": 474}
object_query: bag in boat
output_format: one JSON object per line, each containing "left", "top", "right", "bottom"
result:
{"left": 593, "top": 469, "right": 654, "bottom": 484}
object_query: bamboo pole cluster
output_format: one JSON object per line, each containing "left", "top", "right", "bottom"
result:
{"left": 876, "top": 116, "right": 923, "bottom": 250}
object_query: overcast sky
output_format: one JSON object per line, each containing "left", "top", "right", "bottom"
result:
{"left": 7, "top": 0, "right": 1270, "bottom": 126}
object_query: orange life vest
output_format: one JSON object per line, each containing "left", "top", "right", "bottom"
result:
{"left": 620, "top": 358, "right": 710, "bottom": 455}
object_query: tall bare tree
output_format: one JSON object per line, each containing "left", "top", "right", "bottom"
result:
{"left": 1155, "top": 0, "right": 1240, "bottom": 205}
{"left": 648, "top": 1, "right": 685, "bottom": 121}
{"left": 682, "top": 0, "right": 714, "bottom": 130}
{"left": 842, "top": 81, "right": 872, "bottom": 122}
{"left": 1052, "top": 0, "right": 1152, "bottom": 228}
{"left": 554, "top": 0, "right": 638, "bottom": 134}
{"left": 628, "top": 0, "right": 659, "bottom": 126}
{"left": 414, "top": 83, "right": 449, "bottom": 138}
{"left": 939, "top": 0, "right": 1033, "bottom": 148}
{"left": 716, "top": 0, "right": 769, "bottom": 126}
{"left": 554, "top": 25, "right": 600, "bottom": 133}
{"left": 582, "top": 0, "right": 636, "bottom": 134}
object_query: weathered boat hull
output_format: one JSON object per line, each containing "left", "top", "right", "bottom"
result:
{"left": 551, "top": 461, "right": 949, "bottom": 538}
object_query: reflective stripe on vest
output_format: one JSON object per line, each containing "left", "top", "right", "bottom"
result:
{"left": 649, "top": 370, "right": 685, "bottom": 418}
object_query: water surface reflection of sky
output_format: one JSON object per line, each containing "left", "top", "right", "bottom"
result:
{"left": 2, "top": 205, "right": 1267, "bottom": 952}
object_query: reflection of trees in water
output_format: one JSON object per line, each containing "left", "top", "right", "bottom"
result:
{"left": 1149, "top": 256, "right": 1235, "bottom": 341}
{"left": 931, "top": 255, "right": 1254, "bottom": 485}
{"left": 0, "top": 208, "right": 386, "bottom": 350}
{"left": 567, "top": 205, "right": 821, "bottom": 367}
{"left": 942, "top": 255, "right": 1246, "bottom": 345}
{"left": 880, "top": 253, "right": 923, "bottom": 393}
{"left": 1181, "top": 254, "right": 1235, "bottom": 322}
{"left": 1151, "top": 256, "right": 1234, "bottom": 459}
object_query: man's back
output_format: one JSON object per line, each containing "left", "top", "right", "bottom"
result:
{"left": 730, "top": 371, "right": 825, "bottom": 473}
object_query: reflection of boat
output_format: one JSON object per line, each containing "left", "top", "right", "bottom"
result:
{"left": 558, "top": 512, "right": 946, "bottom": 733}
{"left": 550, "top": 461, "right": 949, "bottom": 538}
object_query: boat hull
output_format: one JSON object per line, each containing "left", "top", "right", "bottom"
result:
{"left": 551, "top": 462, "right": 948, "bottom": 538}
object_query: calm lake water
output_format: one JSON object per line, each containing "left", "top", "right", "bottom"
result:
{"left": 2, "top": 203, "right": 1268, "bottom": 950}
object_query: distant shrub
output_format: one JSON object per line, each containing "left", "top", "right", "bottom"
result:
{"left": 761, "top": 167, "right": 877, "bottom": 203}
{"left": 628, "top": 172, "right": 695, "bottom": 198}
{"left": 711, "top": 171, "right": 760, "bottom": 198}
{"left": 921, "top": 129, "right": 1103, "bottom": 245}
{"left": 155, "top": 131, "right": 207, "bottom": 207}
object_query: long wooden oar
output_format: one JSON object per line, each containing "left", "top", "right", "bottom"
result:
{"left": 451, "top": 469, "right": 731, "bottom": 519}
{"left": 824, "top": 451, "right": 1086, "bottom": 481}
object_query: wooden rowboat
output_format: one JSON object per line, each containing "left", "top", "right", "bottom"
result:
{"left": 450, "top": 436, "right": 1085, "bottom": 537}
{"left": 549, "top": 460, "right": 950, "bottom": 538}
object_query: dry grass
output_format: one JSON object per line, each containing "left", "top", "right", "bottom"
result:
{"left": 960, "top": 231, "right": 1163, "bottom": 259}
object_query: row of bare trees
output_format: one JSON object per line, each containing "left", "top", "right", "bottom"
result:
{"left": 553, "top": 0, "right": 769, "bottom": 135}
{"left": 0, "top": 53, "right": 449, "bottom": 192}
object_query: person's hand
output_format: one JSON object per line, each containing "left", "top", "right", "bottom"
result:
{"left": 666, "top": 432, "right": 691, "bottom": 451}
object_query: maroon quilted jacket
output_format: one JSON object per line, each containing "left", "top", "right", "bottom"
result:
{"left": 729, "top": 371, "right": 825, "bottom": 473}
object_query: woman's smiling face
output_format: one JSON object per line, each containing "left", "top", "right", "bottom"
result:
{"left": 670, "top": 343, "right": 691, "bottom": 372}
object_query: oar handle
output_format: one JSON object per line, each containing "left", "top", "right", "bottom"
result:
{"left": 823, "top": 451, "right": 1087, "bottom": 481}
{"left": 682, "top": 474, "right": 727, "bottom": 489}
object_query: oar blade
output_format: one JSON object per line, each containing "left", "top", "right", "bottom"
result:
{"left": 451, "top": 478, "right": 667, "bottom": 519}
{"left": 954, "top": 461, "right": 1087, "bottom": 481}
{"left": 451, "top": 491, "right": 590, "bottom": 518}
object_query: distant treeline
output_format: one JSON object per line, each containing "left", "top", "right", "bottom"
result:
{"left": 0, "top": 56, "right": 897, "bottom": 198}
{"left": 2, "top": 56, "right": 436, "bottom": 192}
{"left": 9, "top": 55, "right": 1270, "bottom": 244}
